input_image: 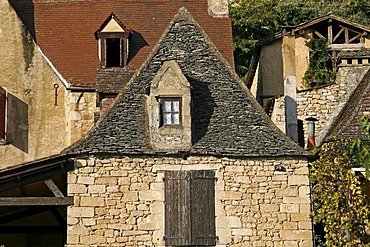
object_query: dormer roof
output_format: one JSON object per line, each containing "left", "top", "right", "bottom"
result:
{"left": 95, "top": 12, "right": 130, "bottom": 35}
{"left": 65, "top": 8, "right": 308, "bottom": 158}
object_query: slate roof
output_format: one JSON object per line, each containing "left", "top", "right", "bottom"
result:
{"left": 326, "top": 69, "right": 370, "bottom": 140}
{"left": 10, "top": 0, "right": 233, "bottom": 88}
{"left": 65, "top": 8, "right": 308, "bottom": 158}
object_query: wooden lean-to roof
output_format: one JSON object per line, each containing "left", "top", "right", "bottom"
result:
{"left": 10, "top": 0, "right": 233, "bottom": 88}
{"left": 65, "top": 8, "right": 308, "bottom": 158}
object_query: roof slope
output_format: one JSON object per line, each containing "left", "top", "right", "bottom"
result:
{"left": 326, "top": 69, "right": 370, "bottom": 140}
{"left": 10, "top": 0, "right": 233, "bottom": 88}
{"left": 66, "top": 8, "right": 307, "bottom": 158}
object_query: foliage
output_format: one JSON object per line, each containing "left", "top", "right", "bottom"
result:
{"left": 230, "top": 0, "right": 370, "bottom": 83}
{"left": 350, "top": 116, "right": 370, "bottom": 177}
{"left": 311, "top": 139, "right": 370, "bottom": 246}
{"left": 303, "top": 38, "right": 336, "bottom": 87}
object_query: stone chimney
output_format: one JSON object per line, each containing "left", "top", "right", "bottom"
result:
{"left": 208, "top": 0, "right": 229, "bottom": 17}
{"left": 284, "top": 76, "right": 298, "bottom": 143}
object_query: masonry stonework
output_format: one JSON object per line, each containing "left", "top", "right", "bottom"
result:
{"left": 67, "top": 156, "right": 312, "bottom": 247}
{"left": 272, "top": 66, "right": 370, "bottom": 146}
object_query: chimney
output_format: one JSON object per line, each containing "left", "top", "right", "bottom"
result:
{"left": 208, "top": 0, "right": 229, "bottom": 17}
{"left": 284, "top": 76, "right": 298, "bottom": 143}
{"left": 306, "top": 117, "right": 317, "bottom": 148}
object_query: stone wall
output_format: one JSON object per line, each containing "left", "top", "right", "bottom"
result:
{"left": 67, "top": 155, "right": 312, "bottom": 247}
{"left": 68, "top": 92, "right": 98, "bottom": 145}
{"left": 272, "top": 66, "right": 370, "bottom": 146}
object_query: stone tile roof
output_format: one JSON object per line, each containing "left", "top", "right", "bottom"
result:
{"left": 65, "top": 8, "right": 308, "bottom": 158}
{"left": 10, "top": 0, "right": 233, "bottom": 88}
{"left": 326, "top": 69, "right": 370, "bottom": 140}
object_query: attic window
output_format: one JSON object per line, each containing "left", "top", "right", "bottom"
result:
{"left": 98, "top": 33, "right": 129, "bottom": 68}
{"left": 96, "top": 13, "right": 130, "bottom": 68}
{"left": 161, "top": 97, "right": 181, "bottom": 126}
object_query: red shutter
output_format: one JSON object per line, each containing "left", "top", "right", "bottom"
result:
{"left": 191, "top": 170, "right": 216, "bottom": 246}
{"left": 164, "top": 170, "right": 191, "bottom": 246}
{"left": 0, "top": 86, "right": 6, "bottom": 139}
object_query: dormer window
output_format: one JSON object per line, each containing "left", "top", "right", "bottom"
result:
{"left": 96, "top": 13, "right": 130, "bottom": 68}
{"left": 161, "top": 97, "right": 181, "bottom": 126}
{"left": 148, "top": 61, "right": 192, "bottom": 149}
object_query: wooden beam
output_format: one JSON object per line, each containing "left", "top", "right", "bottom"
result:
{"left": 314, "top": 30, "right": 325, "bottom": 40}
{"left": 349, "top": 33, "right": 362, "bottom": 43}
{"left": 44, "top": 179, "right": 64, "bottom": 197}
{"left": 328, "top": 22, "right": 333, "bottom": 44}
{"left": 333, "top": 27, "right": 345, "bottom": 43}
{"left": 0, "top": 197, "right": 73, "bottom": 206}
{"left": 345, "top": 27, "right": 349, "bottom": 43}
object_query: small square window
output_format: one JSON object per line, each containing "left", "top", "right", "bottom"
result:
{"left": 161, "top": 97, "right": 181, "bottom": 126}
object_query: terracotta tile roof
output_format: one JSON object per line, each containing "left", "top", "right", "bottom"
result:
{"left": 326, "top": 69, "right": 370, "bottom": 140}
{"left": 11, "top": 0, "right": 234, "bottom": 88}
{"left": 65, "top": 8, "right": 309, "bottom": 158}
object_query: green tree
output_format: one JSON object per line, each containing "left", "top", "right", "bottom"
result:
{"left": 311, "top": 139, "right": 370, "bottom": 246}
{"left": 230, "top": 0, "right": 370, "bottom": 83}
{"left": 311, "top": 116, "right": 370, "bottom": 246}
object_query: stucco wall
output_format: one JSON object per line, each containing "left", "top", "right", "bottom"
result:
{"left": 0, "top": 1, "right": 97, "bottom": 168}
{"left": 67, "top": 155, "right": 312, "bottom": 247}
{"left": 0, "top": 1, "right": 68, "bottom": 167}
{"left": 295, "top": 36, "right": 310, "bottom": 90}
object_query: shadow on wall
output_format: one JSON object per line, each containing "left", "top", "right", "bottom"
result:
{"left": 127, "top": 30, "right": 149, "bottom": 64}
{"left": 9, "top": 0, "right": 36, "bottom": 42}
{"left": 189, "top": 77, "right": 215, "bottom": 144}
{"left": 7, "top": 93, "right": 28, "bottom": 153}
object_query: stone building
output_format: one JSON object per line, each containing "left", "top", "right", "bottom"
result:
{"left": 248, "top": 14, "right": 370, "bottom": 146}
{"left": 63, "top": 8, "right": 312, "bottom": 247}
{"left": 0, "top": 0, "right": 97, "bottom": 168}
{"left": 1, "top": 0, "right": 233, "bottom": 169}
{"left": 0, "top": 1, "right": 314, "bottom": 246}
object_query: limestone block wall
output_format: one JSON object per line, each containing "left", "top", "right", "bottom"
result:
{"left": 67, "top": 92, "right": 98, "bottom": 145}
{"left": 67, "top": 155, "right": 312, "bottom": 247}
{"left": 272, "top": 66, "right": 370, "bottom": 146}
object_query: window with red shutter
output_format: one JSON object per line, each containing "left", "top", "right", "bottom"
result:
{"left": 164, "top": 170, "right": 216, "bottom": 246}
{"left": 0, "top": 86, "right": 6, "bottom": 140}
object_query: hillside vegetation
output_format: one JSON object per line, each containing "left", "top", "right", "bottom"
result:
{"left": 230, "top": 0, "right": 370, "bottom": 80}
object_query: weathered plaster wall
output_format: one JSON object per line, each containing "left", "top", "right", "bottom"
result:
{"left": 0, "top": 1, "right": 97, "bottom": 168}
{"left": 295, "top": 36, "right": 310, "bottom": 90}
{"left": 67, "top": 155, "right": 312, "bottom": 247}
{"left": 272, "top": 66, "right": 370, "bottom": 146}
{"left": 0, "top": 1, "right": 68, "bottom": 167}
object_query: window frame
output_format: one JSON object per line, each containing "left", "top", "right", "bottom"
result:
{"left": 160, "top": 97, "right": 182, "bottom": 127}
{"left": 0, "top": 86, "right": 7, "bottom": 140}
{"left": 97, "top": 32, "right": 129, "bottom": 68}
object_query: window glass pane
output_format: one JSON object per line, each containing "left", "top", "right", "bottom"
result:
{"left": 164, "top": 113, "right": 172, "bottom": 124}
{"left": 164, "top": 101, "right": 172, "bottom": 112}
{"left": 172, "top": 101, "right": 180, "bottom": 112}
{"left": 173, "top": 113, "right": 180, "bottom": 124}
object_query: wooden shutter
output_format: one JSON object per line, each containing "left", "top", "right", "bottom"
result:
{"left": 0, "top": 86, "right": 6, "bottom": 139}
{"left": 164, "top": 170, "right": 191, "bottom": 246}
{"left": 190, "top": 170, "right": 216, "bottom": 246}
